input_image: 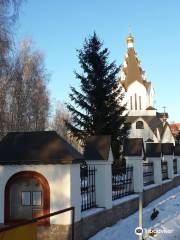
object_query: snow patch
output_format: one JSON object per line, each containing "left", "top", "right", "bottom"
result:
{"left": 81, "top": 208, "right": 104, "bottom": 218}
{"left": 112, "top": 194, "right": 139, "bottom": 206}
{"left": 90, "top": 185, "right": 180, "bottom": 240}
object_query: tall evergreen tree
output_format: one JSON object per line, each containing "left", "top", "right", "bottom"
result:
{"left": 66, "top": 33, "right": 130, "bottom": 160}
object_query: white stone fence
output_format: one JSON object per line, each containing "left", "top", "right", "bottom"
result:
{"left": 1, "top": 146, "right": 180, "bottom": 228}
{"left": 80, "top": 153, "right": 180, "bottom": 215}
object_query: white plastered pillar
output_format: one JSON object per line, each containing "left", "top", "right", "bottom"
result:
{"left": 70, "top": 164, "right": 81, "bottom": 222}
{"left": 164, "top": 155, "right": 174, "bottom": 179}
{"left": 148, "top": 157, "right": 162, "bottom": 185}
{"left": 174, "top": 156, "right": 180, "bottom": 174}
{"left": 87, "top": 160, "right": 113, "bottom": 209}
{"left": 126, "top": 156, "right": 143, "bottom": 193}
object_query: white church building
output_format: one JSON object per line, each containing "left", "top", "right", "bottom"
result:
{"left": 119, "top": 34, "right": 175, "bottom": 144}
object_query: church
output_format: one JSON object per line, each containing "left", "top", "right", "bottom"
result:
{"left": 119, "top": 34, "right": 175, "bottom": 144}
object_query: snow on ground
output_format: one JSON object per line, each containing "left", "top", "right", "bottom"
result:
{"left": 89, "top": 185, "right": 180, "bottom": 240}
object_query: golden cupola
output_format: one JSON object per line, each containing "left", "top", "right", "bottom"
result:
{"left": 126, "top": 34, "right": 134, "bottom": 48}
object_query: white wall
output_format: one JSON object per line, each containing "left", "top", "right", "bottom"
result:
{"left": 126, "top": 156, "right": 143, "bottom": 192}
{"left": 161, "top": 126, "right": 175, "bottom": 144}
{"left": 148, "top": 83, "right": 155, "bottom": 107}
{"left": 86, "top": 148, "right": 113, "bottom": 210}
{"left": 0, "top": 164, "right": 81, "bottom": 225}
{"left": 128, "top": 109, "right": 156, "bottom": 117}
{"left": 129, "top": 117, "right": 159, "bottom": 143}
{"left": 125, "top": 81, "right": 149, "bottom": 111}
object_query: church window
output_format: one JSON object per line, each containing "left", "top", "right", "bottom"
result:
{"left": 135, "top": 94, "right": 137, "bottom": 110}
{"left": 136, "top": 121, "right": 144, "bottom": 129}
{"left": 33, "top": 191, "right": 42, "bottom": 206}
{"left": 21, "top": 191, "right": 31, "bottom": 206}
{"left": 130, "top": 96, "right": 133, "bottom": 110}
{"left": 139, "top": 96, "right": 142, "bottom": 110}
{"left": 21, "top": 191, "right": 42, "bottom": 207}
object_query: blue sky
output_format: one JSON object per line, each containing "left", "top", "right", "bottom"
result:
{"left": 16, "top": 0, "right": 180, "bottom": 122}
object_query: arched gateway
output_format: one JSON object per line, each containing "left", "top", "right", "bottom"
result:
{"left": 4, "top": 171, "right": 50, "bottom": 224}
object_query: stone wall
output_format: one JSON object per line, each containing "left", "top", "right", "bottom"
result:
{"left": 143, "top": 175, "right": 180, "bottom": 207}
{"left": 75, "top": 197, "right": 139, "bottom": 240}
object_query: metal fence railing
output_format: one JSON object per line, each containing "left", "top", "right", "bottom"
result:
{"left": 173, "top": 158, "right": 177, "bottom": 174}
{"left": 80, "top": 163, "right": 96, "bottom": 211}
{"left": 112, "top": 166, "right": 134, "bottom": 201}
{"left": 161, "top": 161, "right": 168, "bottom": 180}
{"left": 143, "top": 162, "right": 154, "bottom": 186}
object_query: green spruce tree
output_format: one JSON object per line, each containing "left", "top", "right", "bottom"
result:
{"left": 66, "top": 33, "right": 130, "bottom": 160}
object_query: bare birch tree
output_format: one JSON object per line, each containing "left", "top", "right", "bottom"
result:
{"left": 51, "top": 101, "right": 82, "bottom": 152}
{"left": 0, "top": 1, "right": 50, "bottom": 138}
{"left": 0, "top": 0, "right": 22, "bottom": 68}
{"left": 0, "top": 0, "right": 22, "bottom": 138}
{"left": 7, "top": 39, "right": 50, "bottom": 132}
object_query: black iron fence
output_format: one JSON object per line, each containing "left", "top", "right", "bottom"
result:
{"left": 112, "top": 166, "right": 134, "bottom": 200}
{"left": 143, "top": 162, "right": 154, "bottom": 186}
{"left": 161, "top": 161, "right": 168, "bottom": 180}
{"left": 80, "top": 163, "right": 96, "bottom": 211}
{"left": 173, "top": 158, "right": 177, "bottom": 174}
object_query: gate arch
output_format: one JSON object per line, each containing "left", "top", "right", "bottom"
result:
{"left": 4, "top": 171, "right": 50, "bottom": 224}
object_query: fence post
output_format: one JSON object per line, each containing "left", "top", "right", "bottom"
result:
{"left": 146, "top": 143, "right": 162, "bottom": 185}
{"left": 174, "top": 145, "right": 180, "bottom": 174}
{"left": 86, "top": 158, "right": 113, "bottom": 209}
{"left": 164, "top": 155, "right": 174, "bottom": 179}
{"left": 126, "top": 157, "right": 143, "bottom": 193}
{"left": 87, "top": 149, "right": 113, "bottom": 209}
{"left": 162, "top": 143, "right": 174, "bottom": 179}
{"left": 175, "top": 157, "right": 180, "bottom": 174}
{"left": 70, "top": 164, "right": 81, "bottom": 222}
{"left": 148, "top": 157, "right": 162, "bottom": 185}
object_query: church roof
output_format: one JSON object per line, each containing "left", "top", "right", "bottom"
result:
{"left": 0, "top": 131, "right": 84, "bottom": 164}
{"left": 145, "top": 138, "right": 154, "bottom": 142}
{"left": 156, "top": 112, "right": 169, "bottom": 119}
{"left": 120, "top": 46, "right": 151, "bottom": 90}
{"left": 146, "top": 106, "right": 157, "bottom": 110}
{"left": 84, "top": 135, "right": 111, "bottom": 160}
{"left": 127, "top": 115, "right": 166, "bottom": 138}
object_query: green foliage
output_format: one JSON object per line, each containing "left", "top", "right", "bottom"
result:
{"left": 66, "top": 32, "right": 130, "bottom": 160}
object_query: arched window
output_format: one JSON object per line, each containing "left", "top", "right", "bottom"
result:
{"left": 5, "top": 171, "right": 50, "bottom": 225}
{"left": 136, "top": 121, "right": 144, "bottom": 129}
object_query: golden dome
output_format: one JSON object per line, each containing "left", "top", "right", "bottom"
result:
{"left": 126, "top": 34, "right": 134, "bottom": 44}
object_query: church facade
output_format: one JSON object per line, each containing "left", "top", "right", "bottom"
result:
{"left": 119, "top": 34, "right": 175, "bottom": 144}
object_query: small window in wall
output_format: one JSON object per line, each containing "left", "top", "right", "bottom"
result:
{"left": 21, "top": 191, "right": 42, "bottom": 206}
{"left": 135, "top": 94, "right": 137, "bottom": 110}
{"left": 130, "top": 96, "right": 133, "bottom": 110}
{"left": 136, "top": 121, "right": 144, "bottom": 129}
{"left": 21, "top": 191, "right": 31, "bottom": 206}
{"left": 32, "top": 191, "right": 42, "bottom": 206}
